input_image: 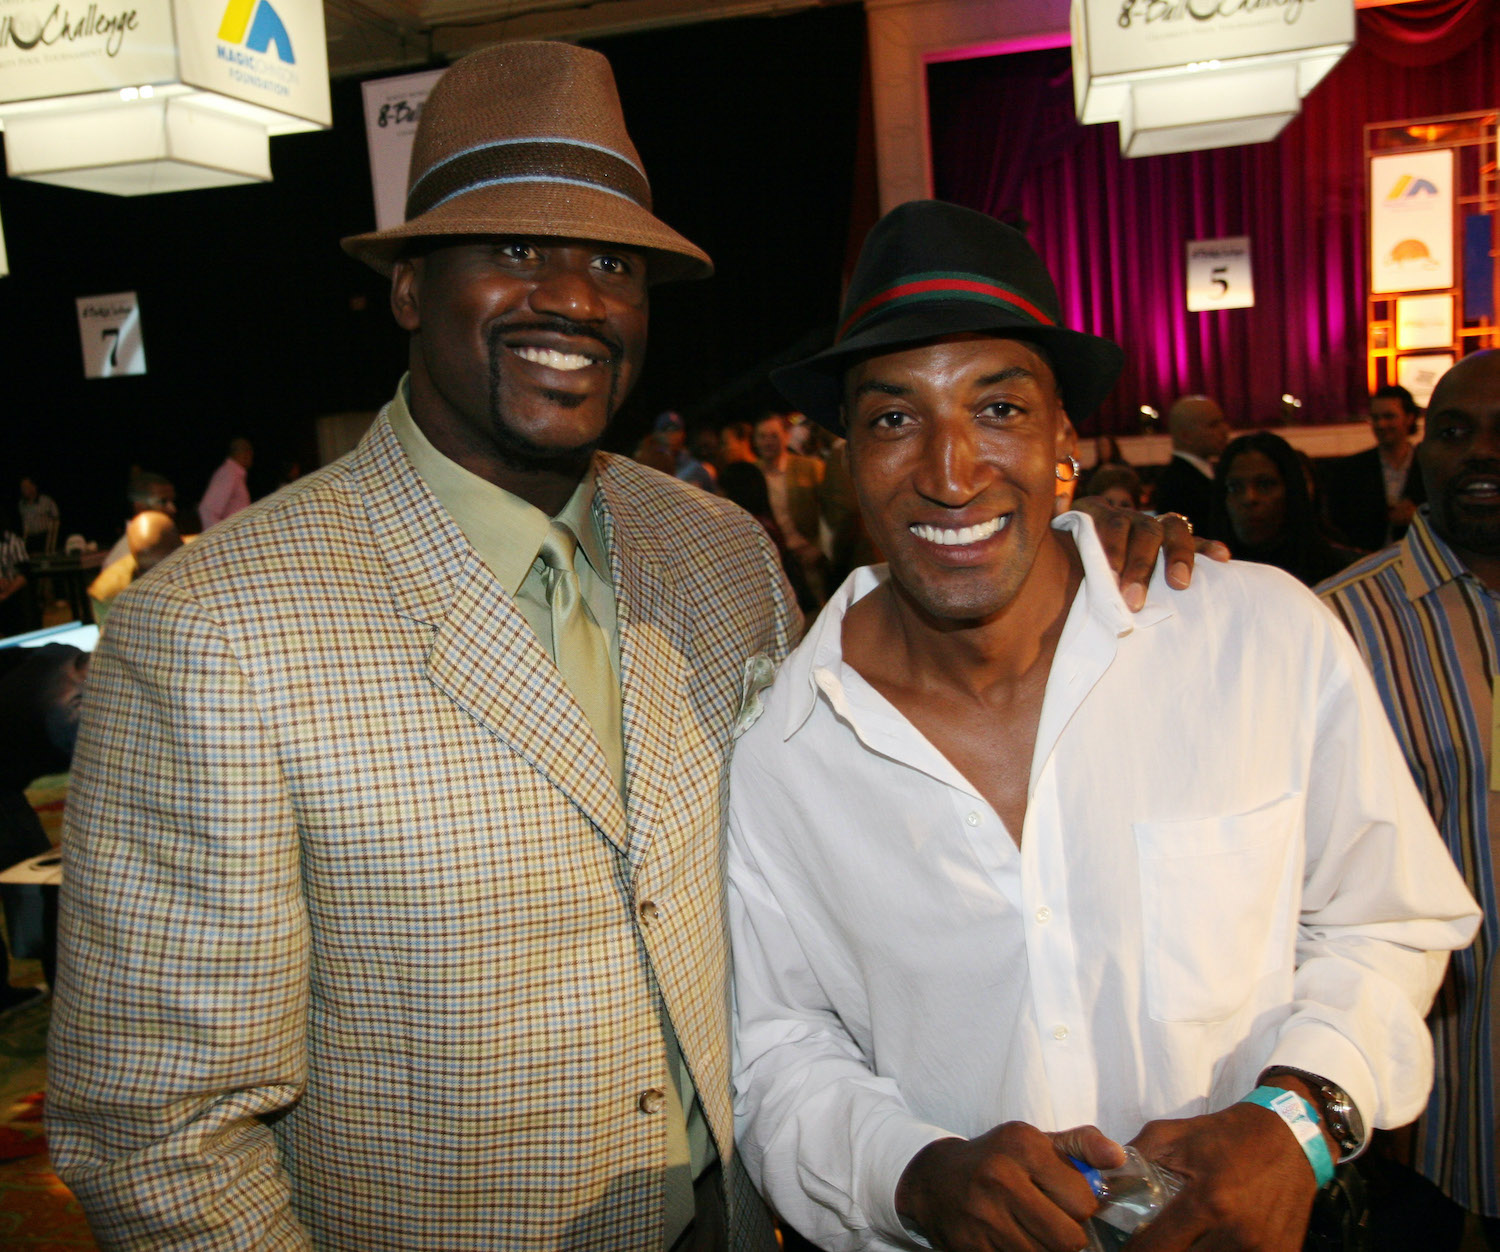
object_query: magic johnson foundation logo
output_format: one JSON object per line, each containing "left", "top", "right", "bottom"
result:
{"left": 216, "top": 0, "right": 299, "bottom": 96}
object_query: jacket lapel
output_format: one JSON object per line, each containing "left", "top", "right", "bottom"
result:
{"left": 357, "top": 415, "right": 630, "bottom": 854}
{"left": 597, "top": 457, "right": 690, "bottom": 870}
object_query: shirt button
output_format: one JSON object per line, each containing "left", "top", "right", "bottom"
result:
{"left": 638, "top": 900, "right": 660, "bottom": 922}
{"left": 965, "top": 811, "right": 981, "bottom": 827}
{"left": 638, "top": 1087, "right": 666, "bottom": 1114}
{"left": 1053, "top": 1025, "right": 1069, "bottom": 1041}
{"left": 1035, "top": 906, "right": 1052, "bottom": 924}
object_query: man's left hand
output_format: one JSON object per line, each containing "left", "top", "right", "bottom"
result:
{"left": 1073, "top": 497, "right": 1230, "bottom": 612}
{"left": 1125, "top": 1102, "right": 1320, "bottom": 1251}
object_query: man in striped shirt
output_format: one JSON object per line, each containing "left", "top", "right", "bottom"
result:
{"left": 1318, "top": 349, "right": 1500, "bottom": 1249}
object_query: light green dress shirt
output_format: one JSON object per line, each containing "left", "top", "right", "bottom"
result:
{"left": 386, "top": 382, "right": 708, "bottom": 1246}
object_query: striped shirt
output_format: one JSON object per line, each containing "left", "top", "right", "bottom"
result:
{"left": 1318, "top": 508, "right": 1498, "bottom": 1217}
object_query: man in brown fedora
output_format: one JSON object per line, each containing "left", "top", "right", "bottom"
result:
{"left": 48, "top": 45, "right": 1201, "bottom": 1252}
{"left": 727, "top": 201, "right": 1479, "bottom": 1252}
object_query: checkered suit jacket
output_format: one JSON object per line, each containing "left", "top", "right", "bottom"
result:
{"left": 47, "top": 412, "right": 798, "bottom": 1250}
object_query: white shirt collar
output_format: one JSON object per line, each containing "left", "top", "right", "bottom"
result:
{"left": 780, "top": 511, "right": 1173, "bottom": 741}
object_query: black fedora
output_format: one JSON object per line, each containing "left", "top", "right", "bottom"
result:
{"left": 772, "top": 200, "right": 1125, "bottom": 431}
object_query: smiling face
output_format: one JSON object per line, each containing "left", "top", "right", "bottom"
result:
{"left": 393, "top": 236, "right": 648, "bottom": 501}
{"left": 842, "top": 334, "right": 1073, "bottom": 626}
{"left": 1420, "top": 351, "right": 1500, "bottom": 566}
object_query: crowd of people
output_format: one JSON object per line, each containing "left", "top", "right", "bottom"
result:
{"left": 0, "top": 36, "right": 1494, "bottom": 1252}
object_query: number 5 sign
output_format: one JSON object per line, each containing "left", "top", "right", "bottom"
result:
{"left": 1186, "top": 237, "right": 1255, "bottom": 313}
{"left": 76, "top": 292, "right": 147, "bottom": 379}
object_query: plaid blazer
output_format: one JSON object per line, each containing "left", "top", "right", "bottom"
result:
{"left": 48, "top": 413, "right": 798, "bottom": 1250}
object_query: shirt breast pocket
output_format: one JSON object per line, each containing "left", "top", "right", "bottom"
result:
{"left": 1133, "top": 794, "right": 1301, "bottom": 1024}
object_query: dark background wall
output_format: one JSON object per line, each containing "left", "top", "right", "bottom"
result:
{"left": 0, "top": 4, "right": 867, "bottom": 544}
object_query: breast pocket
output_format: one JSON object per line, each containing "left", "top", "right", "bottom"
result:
{"left": 1133, "top": 794, "right": 1301, "bottom": 1024}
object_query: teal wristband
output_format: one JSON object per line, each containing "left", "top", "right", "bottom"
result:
{"left": 1240, "top": 1085, "right": 1336, "bottom": 1188}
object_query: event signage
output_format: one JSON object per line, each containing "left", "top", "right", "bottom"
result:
{"left": 176, "top": 0, "right": 329, "bottom": 129}
{"left": 361, "top": 68, "right": 445, "bottom": 232}
{"left": 76, "top": 291, "right": 146, "bottom": 378}
{"left": 1370, "top": 150, "right": 1454, "bottom": 295}
{"left": 1395, "top": 352, "right": 1452, "bottom": 408}
{"left": 1071, "top": 0, "right": 1354, "bottom": 156}
{"left": 1395, "top": 293, "right": 1454, "bottom": 351}
{"left": 0, "top": 0, "right": 329, "bottom": 195}
{"left": 0, "top": 0, "right": 177, "bottom": 100}
{"left": 1186, "top": 236, "right": 1254, "bottom": 311}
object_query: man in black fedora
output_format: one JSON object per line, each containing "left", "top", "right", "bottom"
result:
{"left": 726, "top": 200, "right": 1479, "bottom": 1252}
{"left": 49, "top": 45, "right": 1204, "bottom": 1252}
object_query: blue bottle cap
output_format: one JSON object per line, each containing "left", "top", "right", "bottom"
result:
{"left": 1069, "top": 1156, "right": 1105, "bottom": 1198}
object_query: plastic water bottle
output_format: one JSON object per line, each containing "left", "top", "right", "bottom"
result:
{"left": 1070, "top": 1146, "right": 1184, "bottom": 1249}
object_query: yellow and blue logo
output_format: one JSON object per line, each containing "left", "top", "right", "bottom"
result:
{"left": 1386, "top": 175, "right": 1439, "bottom": 201}
{"left": 218, "top": 0, "right": 294, "bottom": 64}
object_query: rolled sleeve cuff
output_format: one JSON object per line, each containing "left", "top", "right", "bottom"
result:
{"left": 1263, "top": 1024, "right": 1377, "bottom": 1159}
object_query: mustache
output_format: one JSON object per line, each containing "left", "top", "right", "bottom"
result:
{"left": 489, "top": 318, "right": 624, "bottom": 362}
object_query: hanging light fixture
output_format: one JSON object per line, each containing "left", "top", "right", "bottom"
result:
{"left": 0, "top": 0, "right": 330, "bottom": 194}
{"left": 1071, "top": 0, "right": 1355, "bottom": 158}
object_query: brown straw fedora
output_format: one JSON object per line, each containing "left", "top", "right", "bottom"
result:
{"left": 341, "top": 41, "right": 712, "bottom": 284}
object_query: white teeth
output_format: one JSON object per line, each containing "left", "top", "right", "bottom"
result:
{"left": 512, "top": 346, "right": 595, "bottom": 371}
{"left": 909, "top": 516, "right": 1008, "bottom": 546}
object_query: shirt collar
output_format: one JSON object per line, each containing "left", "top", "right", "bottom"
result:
{"left": 780, "top": 511, "right": 1167, "bottom": 740}
{"left": 1172, "top": 449, "right": 1216, "bottom": 479}
{"left": 386, "top": 376, "right": 609, "bottom": 593}
{"left": 1399, "top": 506, "right": 1478, "bottom": 604}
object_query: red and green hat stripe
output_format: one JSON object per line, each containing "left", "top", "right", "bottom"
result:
{"left": 836, "top": 270, "right": 1056, "bottom": 343}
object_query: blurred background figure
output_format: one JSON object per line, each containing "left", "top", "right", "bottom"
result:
{"left": 717, "top": 420, "right": 757, "bottom": 471}
{"left": 16, "top": 477, "right": 59, "bottom": 556}
{"left": 754, "top": 410, "right": 836, "bottom": 604}
{"left": 0, "top": 530, "right": 32, "bottom": 638}
{"left": 1219, "top": 431, "right": 1358, "bottom": 586}
{"left": 198, "top": 438, "right": 254, "bottom": 529}
{"left": 718, "top": 461, "right": 815, "bottom": 612}
{"left": 1153, "top": 394, "right": 1232, "bottom": 541}
{"left": 1082, "top": 463, "right": 1145, "bottom": 512}
{"left": 87, "top": 511, "right": 185, "bottom": 628}
{"left": 1319, "top": 383, "right": 1425, "bottom": 553}
{"left": 103, "top": 471, "right": 177, "bottom": 567}
{"left": 1093, "top": 434, "right": 1130, "bottom": 469}
{"left": 0, "top": 641, "right": 88, "bottom": 999}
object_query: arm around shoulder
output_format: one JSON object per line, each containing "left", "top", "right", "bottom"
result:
{"left": 47, "top": 579, "right": 312, "bottom": 1248}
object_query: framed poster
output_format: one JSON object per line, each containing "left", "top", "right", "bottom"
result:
{"left": 1371, "top": 150, "right": 1454, "bottom": 294}
{"left": 1395, "top": 294, "right": 1454, "bottom": 351}
{"left": 1186, "top": 237, "right": 1254, "bottom": 312}
{"left": 1396, "top": 352, "right": 1453, "bottom": 408}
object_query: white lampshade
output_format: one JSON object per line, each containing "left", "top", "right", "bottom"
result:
{"left": 0, "top": 0, "right": 329, "bottom": 195}
{"left": 1072, "top": 0, "right": 1353, "bottom": 157}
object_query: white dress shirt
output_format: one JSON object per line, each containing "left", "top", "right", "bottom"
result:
{"left": 727, "top": 511, "right": 1480, "bottom": 1252}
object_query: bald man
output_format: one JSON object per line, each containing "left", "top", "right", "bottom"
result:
{"left": 87, "top": 511, "right": 187, "bottom": 627}
{"left": 1153, "top": 394, "right": 1232, "bottom": 542}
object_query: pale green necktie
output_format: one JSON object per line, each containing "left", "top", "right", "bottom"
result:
{"left": 538, "top": 521, "right": 623, "bottom": 780}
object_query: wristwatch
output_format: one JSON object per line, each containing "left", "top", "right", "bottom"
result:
{"left": 1259, "top": 1066, "right": 1365, "bottom": 1158}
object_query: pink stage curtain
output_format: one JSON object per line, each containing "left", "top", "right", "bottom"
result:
{"left": 927, "top": 3, "right": 1500, "bottom": 434}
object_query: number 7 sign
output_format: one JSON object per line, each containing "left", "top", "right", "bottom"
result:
{"left": 76, "top": 291, "right": 147, "bottom": 378}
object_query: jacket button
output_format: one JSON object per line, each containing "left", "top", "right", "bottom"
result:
{"left": 638, "top": 1087, "right": 667, "bottom": 1114}
{"left": 639, "top": 900, "right": 660, "bottom": 922}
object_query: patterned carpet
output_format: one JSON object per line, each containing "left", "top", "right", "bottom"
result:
{"left": 0, "top": 993, "right": 95, "bottom": 1249}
